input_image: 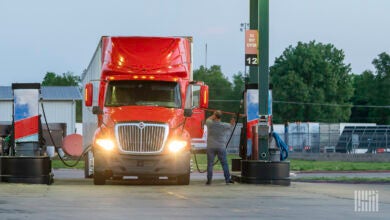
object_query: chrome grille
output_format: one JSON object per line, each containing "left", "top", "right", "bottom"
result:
{"left": 116, "top": 123, "right": 168, "bottom": 154}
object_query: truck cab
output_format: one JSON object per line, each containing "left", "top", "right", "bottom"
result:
{"left": 82, "top": 36, "right": 208, "bottom": 185}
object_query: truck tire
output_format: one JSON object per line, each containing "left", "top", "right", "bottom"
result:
{"left": 93, "top": 171, "right": 106, "bottom": 185}
{"left": 84, "top": 155, "right": 92, "bottom": 178}
{"left": 84, "top": 150, "right": 93, "bottom": 178}
{"left": 177, "top": 172, "right": 190, "bottom": 185}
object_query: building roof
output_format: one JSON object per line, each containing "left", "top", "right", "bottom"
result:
{"left": 0, "top": 86, "right": 82, "bottom": 101}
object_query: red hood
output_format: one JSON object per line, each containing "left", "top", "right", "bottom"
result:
{"left": 103, "top": 106, "right": 184, "bottom": 129}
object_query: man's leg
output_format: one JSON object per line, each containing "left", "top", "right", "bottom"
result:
{"left": 217, "top": 148, "right": 231, "bottom": 183}
{"left": 206, "top": 148, "right": 216, "bottom": 184}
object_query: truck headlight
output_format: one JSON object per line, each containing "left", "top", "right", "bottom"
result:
{"left": 95, "top": 139, "right": 115, "bottom": 151}
{"left": 168, "top": 140, "right": 187, "bottom": 153}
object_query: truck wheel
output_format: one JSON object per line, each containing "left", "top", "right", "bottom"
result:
{"left": 84, "top": 150, "right": 93, "bottom": 178}
{"left": 93, "top": 171, "right": 106, "bottom": 185}
{"left": 177, "top": 172, "right": 190, "bottom": 185}
{"left": 84, "top": 155, "right": 91, "bottom": 178}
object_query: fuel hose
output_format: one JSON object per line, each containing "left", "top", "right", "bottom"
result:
{"left": 41, "top": 102, "right": 91, "bottom": 167}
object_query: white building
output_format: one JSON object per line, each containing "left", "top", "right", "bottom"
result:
{"left": 0, "top": 86, "right": 82, "bottom": 135}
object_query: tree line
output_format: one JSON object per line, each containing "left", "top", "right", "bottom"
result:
{"left": 194, "top": 41, "right": 390, "bottom": 125}
{"left": 42, "top": 41, "right": 390, "bottom": 124}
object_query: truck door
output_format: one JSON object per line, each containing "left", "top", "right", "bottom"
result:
{"left": 185, "top": 84, "right": 205, "bottom": 138}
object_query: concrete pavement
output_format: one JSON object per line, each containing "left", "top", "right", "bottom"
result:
{"left": 0, "top": 169, "right": 389, "bottom": 219}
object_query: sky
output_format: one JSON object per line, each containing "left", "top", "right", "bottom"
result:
{"left": 1, "top": 0, "right": 390, "bottom": 86}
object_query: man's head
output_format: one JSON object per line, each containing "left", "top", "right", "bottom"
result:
{"left": 214, "top": 110, "right": 222, "bottom": 119}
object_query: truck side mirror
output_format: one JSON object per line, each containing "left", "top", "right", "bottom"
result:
{"left": 199, "top": 85, "right": 209, "bottom": 109}
{"left": 184, "top": 109, "right": 193, "bottom": 117}
{"left": 85, "top": 83, "right": 93, "bottom": 107}
{"left": 184, "top": 84, "right": 194, "bottom": 117}
{"left": 92, "top": 106, "right": 103, "bottom": 115}
{"left": 184, "top": 84, "right": 193, "bottom": 109}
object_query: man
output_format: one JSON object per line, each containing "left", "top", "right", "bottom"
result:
{"left": 205, "top": 110, "right": 235, "bottom": 185}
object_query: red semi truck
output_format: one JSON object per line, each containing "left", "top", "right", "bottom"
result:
{"left": 81, "top": 36, "right": 208, "bottom": 185}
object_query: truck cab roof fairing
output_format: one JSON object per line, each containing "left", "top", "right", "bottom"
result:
{"left": 101, "top": 37, "right": 191, "bottom": 79}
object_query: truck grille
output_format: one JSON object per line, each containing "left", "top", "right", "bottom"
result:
{"left": 115, "top": 123, "right": 168, "bottom": 154}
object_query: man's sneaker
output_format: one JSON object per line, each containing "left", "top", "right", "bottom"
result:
{"left": 205, "top": 180, "right": 211, "bottom": 185}
{"left": 226, "top": 179, "right": 234, "bottom": 185}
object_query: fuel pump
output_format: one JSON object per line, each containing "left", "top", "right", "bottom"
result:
{"left": 0, "top": 83, "right": 53, "bottom": 184}
{"left": 231, "top": 0, "right": 290, "bottom": 185}
{"left": 232, "top": 85, "right": 290, "bottom": 185}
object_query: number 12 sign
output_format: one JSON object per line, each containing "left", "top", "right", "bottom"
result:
{"left": 245, "top": 30, "right": 258, "bottom": 66}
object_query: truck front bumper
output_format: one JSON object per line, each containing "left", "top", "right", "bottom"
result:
{"left": 93, "top": 149, "right": 191, "bottom": 177}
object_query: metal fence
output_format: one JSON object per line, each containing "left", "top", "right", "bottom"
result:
{"left": 217, "top": 123, "right": 390, "bottom": 154}
{"left": 225, "top": 123, "right": 342, "bottom": 154}
{"left": 276, "top": 132, "right": 340, "bottom": 153}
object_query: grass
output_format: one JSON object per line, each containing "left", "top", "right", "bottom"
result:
{"left": 192, "top": 153, "right": 241, "bottom": 172}
{"left": 51, "top": 158, "right": 85, "bottom": 169}
{"left": 51, "top": 154, "right": 390, "bottom": 172}
{"left": 193, "top": 155, "right": 390, "bottom": 172}
{"left": 290, "top": 159, "right": 390, "bottom": 172}
{"left": 293, "top": 176, "right": 390, "bottom": 183}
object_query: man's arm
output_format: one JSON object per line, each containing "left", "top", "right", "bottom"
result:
{"left": 206, "top": 114, "right": 216, "bottom": 126}
{"left": 223, "top": 117, "right": 236, "bottom": 131}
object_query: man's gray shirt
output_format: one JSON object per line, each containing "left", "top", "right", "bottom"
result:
{"left": 206, "top": 119, "right": 233, "bottom": 149}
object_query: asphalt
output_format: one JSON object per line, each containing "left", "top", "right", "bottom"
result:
{"left": 0, "top": 169, "right": 389, "bottom": 220}
{"left": 53, "top": 169, "right": 390, "bottom": 180}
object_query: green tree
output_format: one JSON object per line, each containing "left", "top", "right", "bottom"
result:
{"left": 42, "top": 71, "right": 80, "bottom": 86}
{"left": 350, "top": 52, "right": 390, "bottom": 124}
{"left": 369, "top": 53, "right": 390, "bottom": 124}
{"left": 231, "top": 72, "right": 245, "bottom": 101}
{"left": 349, "top": 71, "right": 376, "bottom": 122}
{"left": 41, "top": 71, "right": 82, "bottom": 122}
{"left": 230, "top": 72, "right": 245, "bottom": 117}
{"left": 270, "top": 41, "right": 354, "bottom": 123}
{"left": 194, "top": 65, "right": 241, "bottom": 120}
{"left": 194, "top": 65, "right": 232, "bottom": 110}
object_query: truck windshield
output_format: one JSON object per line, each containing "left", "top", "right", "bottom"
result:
{"left": 105, "top": 80, "right": 181, "bottom": 108}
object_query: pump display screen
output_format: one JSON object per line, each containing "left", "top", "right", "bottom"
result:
{"left": 105, "top": 80, "right": 181, "bottom": 108}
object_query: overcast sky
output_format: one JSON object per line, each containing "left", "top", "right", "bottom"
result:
{"left": 1, "top": 0, "right": 389, "bottom": 86}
